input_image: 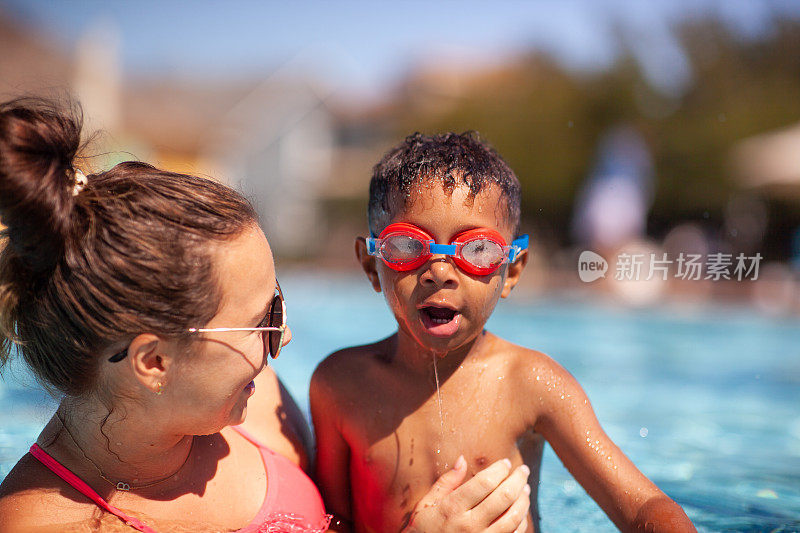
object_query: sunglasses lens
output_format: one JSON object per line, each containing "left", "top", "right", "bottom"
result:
{"left": 460, "top": 239, "right": 505, "bottom": 270}
{"left": 380, "top": 235, "right": 425, "bottom": 266}
{"left": 267, "top": 293, "right": 284, "bottom": 358}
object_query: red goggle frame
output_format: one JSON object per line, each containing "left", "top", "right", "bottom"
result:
{"left": 366, "top": 222, "right": 529, "bottom": 276}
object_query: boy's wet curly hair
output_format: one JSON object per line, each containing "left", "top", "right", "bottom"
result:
{"left": 368, "top": 131, "right": 522, "bottom": 235}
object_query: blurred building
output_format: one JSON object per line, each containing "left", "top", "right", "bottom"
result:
{"left": 0, "top": 12, "right": 72, "bottom": 95}
{"left": 0, "top": 10, "right": 344, "bottom": 259}
{"left": 730, "top": 122, "right": 800, "bottom": 262}
{"left": 204, "top": 77, "right": 336, "bottom": 257}
{"left": 731, "top": 122, "right": 800, "bottom": 201}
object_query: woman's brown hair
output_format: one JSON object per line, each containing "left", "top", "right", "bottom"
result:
{"left": 0, "top": 98, "right": 257, "bottom": 396}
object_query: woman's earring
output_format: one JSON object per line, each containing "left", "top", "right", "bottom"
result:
{"left": 156, "top": 382, "right": 164, "bottom": 395}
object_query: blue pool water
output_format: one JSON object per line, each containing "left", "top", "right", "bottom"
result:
{"left": 1, "top": 273, "right": 798, "bottom": 532}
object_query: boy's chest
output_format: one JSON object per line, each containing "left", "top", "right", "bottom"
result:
{"left": 342, "top": 368, "right": 543, "bottom": 531}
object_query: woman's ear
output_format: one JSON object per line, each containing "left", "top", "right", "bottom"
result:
{"left": 355, "top": 237, "right": 382, "bottom": 293}
{"left": 501, "top": 250, "right": 529, "bottom": 298}
{"left": 126, "top": 334, "right": 172, "bottom": 394}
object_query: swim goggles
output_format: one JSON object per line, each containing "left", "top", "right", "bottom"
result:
{"left": 108, "top": 281, "right": 287, "bottom": 362}
{"left": 367, "top": 222, "right": 529, "bottom": 276}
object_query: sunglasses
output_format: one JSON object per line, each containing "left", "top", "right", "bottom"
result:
{"left": 108, "top": 281, "right": 287, "bottom": 363}
{"left": 367, "top": 222, "right": 529, "bottom": 276}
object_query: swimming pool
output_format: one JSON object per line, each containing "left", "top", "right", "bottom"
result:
{"left": 1, "top": 273, "right": 798, "bottom": 532}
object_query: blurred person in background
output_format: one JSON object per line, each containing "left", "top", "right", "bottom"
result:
{"left": 572, "top": 125, "right": 655, "bottom": 256}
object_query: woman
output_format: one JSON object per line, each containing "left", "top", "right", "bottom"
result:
{"left": 0, "top": 99, "right": 530, "bottom": 532}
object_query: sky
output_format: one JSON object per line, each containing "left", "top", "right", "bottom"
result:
{"left": 4, "top": 0, "right": 800, "bottom": 100}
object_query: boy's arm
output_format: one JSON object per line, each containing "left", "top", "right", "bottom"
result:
{"left": 310, "top": 364, "right": 354, "bottom": 532}
{"left": 528, "top": 357, "right": 696, "bottom": 533}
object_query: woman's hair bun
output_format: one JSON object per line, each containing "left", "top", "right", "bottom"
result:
{"left": 0, "top": 98, "right": 83, "bottom": 274}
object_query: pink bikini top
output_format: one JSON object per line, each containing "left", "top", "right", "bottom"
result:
{"left": 29, "top": 425, "right": 331, "bottom": 533}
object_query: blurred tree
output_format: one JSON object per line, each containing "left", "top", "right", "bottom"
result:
{"left": 387, "top": 18, "right": 800, "bottom": 249}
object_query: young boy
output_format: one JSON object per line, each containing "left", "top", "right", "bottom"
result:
{"left": 310, "top": 132, "right": 695, "bottom": 532}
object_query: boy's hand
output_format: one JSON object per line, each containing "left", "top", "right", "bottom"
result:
{"left": 402, "top": 456, "right": 531, "bottom": 533}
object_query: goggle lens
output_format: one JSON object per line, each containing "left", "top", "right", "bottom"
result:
{"left": 380, "top": 235, "right": 425, "bottom": 265}
{"left": 460, "top": 238, "right": 505, "bottom": 269}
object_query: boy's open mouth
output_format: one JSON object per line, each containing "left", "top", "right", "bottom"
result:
{"left": 418, "top": 305, "right": 461, "bottom": 337}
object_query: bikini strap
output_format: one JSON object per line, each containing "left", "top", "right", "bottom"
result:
{"left": 29, "top": 444, "right": 158, "bottom": 533}
{"left": 231, "top": 424, "right": 267, "bottom": 448}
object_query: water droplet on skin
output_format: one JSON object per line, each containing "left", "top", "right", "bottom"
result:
{"left": 497, "top": 375, "right": 504, "bottom": 381}
{"left": 116, "top": 442, "right": 122, "bottom": 446}
{"left": 432, "top": 354, "right": 445, "bottom": 462}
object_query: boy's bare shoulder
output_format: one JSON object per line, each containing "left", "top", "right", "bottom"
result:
{"left": 313, "top": 336, "right": 392, "bottom": 379}
{"left": 310, "top": 337, "right": 396, "bottom": 430}
{"left": 488, "top": 333, "right": 562, "bottom": 371}
{"left": 311, "top": 337, "right": 391, "bottom": 399}
{"left": 488, "top": 334, "right": 578, "bottom": 394}
{"left": 490, "top": 334, "right": 594, "bottom": 427}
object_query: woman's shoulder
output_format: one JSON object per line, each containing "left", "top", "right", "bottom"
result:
{"left": 237, "top": 367, "right": 313, "bottom": 471}
{"left": 0, "top": 452, "right": 98, "bottom": 531}
{"left": 0, "top": 449, "right": 243, "bottom": 533}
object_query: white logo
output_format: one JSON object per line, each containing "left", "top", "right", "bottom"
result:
{"left": 578, "top": 251, "right": 608, "bottom": 282}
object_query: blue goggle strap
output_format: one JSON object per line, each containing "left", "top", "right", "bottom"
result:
{"left": 508, "top": 234, "right": 530, "bottom": 263}
{"left": 428, "top": 243, "right": 457, "bottom": 255}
